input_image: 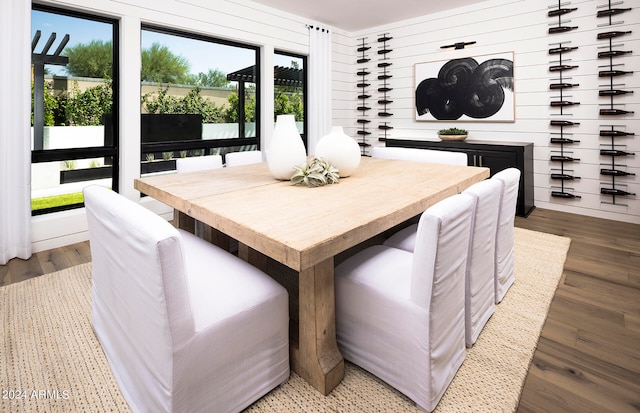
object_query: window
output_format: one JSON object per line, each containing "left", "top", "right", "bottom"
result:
{"left": 140, "top": 26, "right": 260, "bottom": 174}
{"left": 31, "top": 5, "right": 118, "bottom": 215}
{"left": 274, "top": 51, "right": 307, "bottom": 145}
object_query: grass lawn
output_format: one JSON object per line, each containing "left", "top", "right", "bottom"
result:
{"left": 32, "top": 192, "right": 84, "bottom": 211}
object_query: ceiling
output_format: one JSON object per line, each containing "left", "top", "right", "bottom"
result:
{"left": 250, "top": 0, "right": 485, "bottom": 31}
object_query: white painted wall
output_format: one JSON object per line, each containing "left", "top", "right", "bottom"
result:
{"left": 331, "top": 0, "right": 639, "bottom": 224}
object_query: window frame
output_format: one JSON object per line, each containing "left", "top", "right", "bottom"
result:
{"left": 139, "top": 25, "right": 261, "bottom": 163}
{"left": 274, "top": 50, "right": 308, "bottom": 146}
{"left": 31, "top": 4, "right": 120, "bottom": 215}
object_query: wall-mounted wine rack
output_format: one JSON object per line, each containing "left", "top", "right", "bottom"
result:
{"left": 596, "top": 0, "right": 635, "bottom": 205}
{"left": 356, "top": 37, "right": 371, "bottom": 155}
{"left": 548, "top": 1, "right": 581, "bottom": 199}
{"left": 548, "top": 0, "right": 578, "bottom": 34}
{"left": 377, "top": 33, "right": 393, "bottom": 143}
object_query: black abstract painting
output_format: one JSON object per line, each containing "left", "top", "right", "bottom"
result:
{"left": 414, "top": 52, "right": 514, "bottom": 122}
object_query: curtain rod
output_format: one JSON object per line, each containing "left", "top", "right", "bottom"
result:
{"left": 306, "top": 24, "right": 330, "bottom": 33}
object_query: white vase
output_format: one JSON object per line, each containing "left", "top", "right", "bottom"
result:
{"left": 315, "top": 126, "right": 361, "bottom": 177}
{"left": 267, "top": 114, "right": 307, "bottom": 180}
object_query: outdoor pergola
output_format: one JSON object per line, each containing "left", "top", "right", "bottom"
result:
{"left": 31, "top": 30, "right": 69, "bottom": 151}
{"left": 226, "top": 65, "right": 303, "bottom": 137}
{"left": 226, "top": 65, "right": 303, "bottom": 87}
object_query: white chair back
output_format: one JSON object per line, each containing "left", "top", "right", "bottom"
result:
{"left": 411, "top": 193, "right": 474, "bottom": 408}
{"left": 462, "top": 179, "right": 501, "bottom": 346}
{"left": 492, "top": 167, "right": 521, "bottom": 303}
{"left": 176, "top": 154, "right": 223, "bottom": 173}
{"left": 335, "top": 192, "right": 473, "bottom": 412}
{"left": 371, "top": 146, "right": 467, "bottom": 166}
{"left": 84, "top": 185, "right": 191, "bottom": 412}
{"left": 226, "top": 150, "right": 263, "bottom": 167}
{"left": 412, "top": 193, "right": 474, "bottom": 308}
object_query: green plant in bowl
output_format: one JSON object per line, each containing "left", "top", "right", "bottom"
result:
{"left": 437, "top": 127, "right": 468, "bottom": 141}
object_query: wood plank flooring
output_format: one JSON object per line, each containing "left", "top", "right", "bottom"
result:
{"left": 1, "top": 208, "right": 639, "bottom": 412}
{"left": 515, "top": 209, "right": 640, "bottom": 413}
{"left": 0, "top": 241, "right": 91, "bottom": 286}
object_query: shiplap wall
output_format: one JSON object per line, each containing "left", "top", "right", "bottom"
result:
{"left": 332, "top": 0, "right": 639, "bottom": 224}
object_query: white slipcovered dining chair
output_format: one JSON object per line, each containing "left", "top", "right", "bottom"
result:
{"left": 84, "top": 185, "right": 289, "bottom": 413}
{"left": 371, "top": 146, "right": 467, "bottom": 166}
{"left": 225, "top": 150, "right": 263, "bottom": 167}
{"left": 335, "top": 193, "right": 474, "bottom": 412}
{"left": 175, "top": 154, "right": 223, "bottom": 173}
{"left": 492, "top": 167, "right": 521, "bottom": 303}
{"left": 383, "top": 179, "right": 502, "bottom": 347}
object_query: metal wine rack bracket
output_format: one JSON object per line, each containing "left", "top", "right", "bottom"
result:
{"left": 547, "top": 3, "right": 581, "bottom": 200}
{"left": 356, "top": 37, "right": 372, "bottom": 155}
{"left": 377, "top": 33, "right": 393, "bottom": 143}
{"left": 548, "top": 0, "right": 578, "bottom": 34}
{"left": 596, "top": 0, "right": 632, "bottom": 27}
{"left": 596, "top": 0, "right": 635, "bottom": 205}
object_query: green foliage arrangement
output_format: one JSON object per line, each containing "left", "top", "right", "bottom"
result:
{"left": 31, "top": 81, "right": 58, "bottom": 126}
{"left": 34, "top": 39, "right": 305, "bottom": 127}
{"left": 438, "top": 127, "right": 468, "bottom": 135}
{"left": 32, "top": 79, "right": 113, "bottom": 126}
{"left": 64, "top": 80, "right": 113, "bottom": 126}
{"left": 142, "top": 85, "right": 302, "bottom": 124}
{"left": 274, "top": 90, "right": 304, "bottom": 121}
{"left": 142, "top": 86, "right": 225, "bottom": 123}
{"left": 291, "top": 157, "right": 340, "bottom": 187}
{"left": 62, "top": 160, "right": 76, "bottom": 170}
{"left": 224, "top": 92, "right": 256, "bottom": 123}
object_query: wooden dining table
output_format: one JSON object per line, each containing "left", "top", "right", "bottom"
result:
{"left": 134, "top": 156, "right": 489, "bottom": 395}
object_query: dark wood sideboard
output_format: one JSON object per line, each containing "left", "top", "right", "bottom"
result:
{"left": 385, "top": 139, "right": 535, "bottom": 217}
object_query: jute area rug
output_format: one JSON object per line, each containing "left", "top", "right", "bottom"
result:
{"left": 1, "top": 228, "right": 570, "bottom": 413}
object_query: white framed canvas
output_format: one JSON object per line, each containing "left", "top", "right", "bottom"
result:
{"left": 414, "top": 52, "right": 515, "bottom": 122}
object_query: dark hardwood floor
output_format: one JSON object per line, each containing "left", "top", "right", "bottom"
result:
{"left": 515, "top": 209, "right": 640, "bottom": 413}
{"left": 0, "top": 240, "right": 91, "bottom": 286}
{"left": 1, "top": 208, "right": 639, "bottom": 412}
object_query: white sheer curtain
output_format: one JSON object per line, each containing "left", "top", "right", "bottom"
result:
{"left": 0, "top": 0, "right": 32, "bottom": 264}
{"left": 307, "top": 25, "right": 332, "bottom": 154}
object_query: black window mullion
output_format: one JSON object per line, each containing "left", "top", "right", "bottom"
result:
{"left": 31, "top": 5, "right": 119, "bottom": 214}
{"left": 32, "top": 147, "right": 117, "bottom": 163}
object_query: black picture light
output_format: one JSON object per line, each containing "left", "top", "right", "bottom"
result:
{"left": 440, "top": 41, "right": 477, "bottom": 50}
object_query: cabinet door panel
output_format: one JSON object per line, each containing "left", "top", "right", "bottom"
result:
{"left": 475, "top": 150, "right": 517, "bottom": 176}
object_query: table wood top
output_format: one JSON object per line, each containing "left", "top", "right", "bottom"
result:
{"left": 135, "top": 157, "right": 489, "bottom": 271}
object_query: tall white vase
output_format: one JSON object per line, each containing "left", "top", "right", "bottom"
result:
{"left": 315, "top": 126, "right": 361, "bottom": 177}
{"left": 268, "top": 114, "right": 307, "bottom": 180}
